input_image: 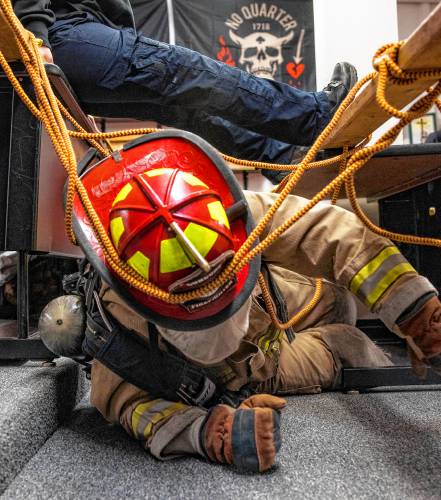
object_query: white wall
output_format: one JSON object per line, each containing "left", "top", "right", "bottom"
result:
{"left": 313, "top": 0, "right": 398, "bottom": 89}
{"left": 314, "top": 0, "right": 399, "bottom": 143}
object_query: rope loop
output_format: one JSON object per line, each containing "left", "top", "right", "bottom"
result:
{"left": 372, "top": 41, "right": 441, "bottom": 120}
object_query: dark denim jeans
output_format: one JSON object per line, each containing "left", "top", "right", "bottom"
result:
{"left": 48, "top": 16, "right": 330, "bottom": 169}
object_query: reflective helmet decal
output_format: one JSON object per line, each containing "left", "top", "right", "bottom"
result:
{"left": 109, "top": 167, "right": 235, "bottom": 290}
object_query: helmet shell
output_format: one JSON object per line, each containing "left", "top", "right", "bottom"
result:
{"left": 72, "top": 130, "right": 260, "bottom": 331}
{"left": 109, "top": 168, "right": 235, "bottom": 290}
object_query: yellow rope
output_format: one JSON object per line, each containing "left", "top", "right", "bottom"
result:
{"left": 330, "top": 146, "right": 349, "bottom": 205}
{"left": 1, "top": 0, "right": 441, "bottom": 316}
{"left": 258, "top": 274, "right": 323, "bottom": 331}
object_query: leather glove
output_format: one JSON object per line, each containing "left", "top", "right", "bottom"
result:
{"left": 201, "top": 394, "right": 286, "bottom": 472}
{"left": 399, "top": 296, "right": 441, "bottom": 378}
{"left": 239, "top": 394, "right": 287, "bottom": 410}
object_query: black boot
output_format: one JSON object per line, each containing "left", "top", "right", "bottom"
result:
{"left": 323, "top": 62, "right": 358, "bottom": 115}
{"left": 261, "top": 63, "right": 357, "bottom": 185}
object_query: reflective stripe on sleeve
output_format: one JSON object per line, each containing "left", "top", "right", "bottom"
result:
{"left": 350, "top": 246, "right": 416, "bottom": 308}
{"left": 131, "top": 399, "right": 187, "bottom": 441}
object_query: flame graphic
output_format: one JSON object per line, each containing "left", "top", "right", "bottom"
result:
{"left": 217, "top": 36, "right": 235, "bottom": 66}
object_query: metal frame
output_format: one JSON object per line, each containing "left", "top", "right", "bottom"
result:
{"left": 0, "top": 63, "right": 90, "bottom": 362}
{"left": 339, "top": 318, "right": 441, "bottom": 391}
{"left": 0, "top": 250, "right": 57, "bottom": 361}
{"left": 342, "top": 366, "right": 441, "bottom": 392}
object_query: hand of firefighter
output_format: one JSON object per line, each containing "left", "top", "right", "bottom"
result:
{"left": 239, "top": 394, "right": 287, "bottom": 410}
{"left": 201, "top": 394, "right": 285, "bottom": 473}
{"left": 39, "top": 46, "right": 53, "bottom": 64}
{"left": 399, "top": 296, "right": 441, "bottom": 378}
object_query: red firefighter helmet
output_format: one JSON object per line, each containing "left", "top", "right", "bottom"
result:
{"left": 72, "top": 130, "right": 260, "bottom": 331}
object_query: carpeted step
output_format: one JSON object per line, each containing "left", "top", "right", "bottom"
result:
{"left": 0, "top": 359, "right": 87, "bottom": 494}
{"left": 2, "top": 390, "right": 441, "bottom": 499}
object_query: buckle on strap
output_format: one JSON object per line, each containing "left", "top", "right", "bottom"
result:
{"left": 176, "top": 377, "right": 217, "bottom": 408}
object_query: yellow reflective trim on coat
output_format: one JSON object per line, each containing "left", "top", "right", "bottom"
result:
{"left": 365, "top": 262, "right": 416, "bottom": 307}
{"left": 131, "top": 399, "right": 162, "bottom": 437}
{"left": 127, "top": 251, "right": 150, "bottom": 279}
{"left": 207, "top": 201, "right": 230, "bottom": 229}
{"left": 110, "top": 217, "right": 125, "bottom": 248}
{"left": 258, "top": 327, "right": 282, "bottom": 355}
{"left": 145, "top": 168, "right": 173, "bottom": 177}
{"left": 112, "top": 183, "right": 133, "bottom": 206}
{"left": 142, "top": 402, "right": 187, "bottom": 439}
{"left": 182, "top": 172, "right": 208, "bottom": 188}
{"left": 160, "top": 223, "right": 218, "bottom": 273}
{"left": 350, "top": 246, "right": 400, "bottom": 295}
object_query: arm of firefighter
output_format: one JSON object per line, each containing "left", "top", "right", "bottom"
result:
{"left": 12, "top": 0, "right": 55, "bottom": 48}
{"left": 90, "top": 360, "right": 207, "bottom": 460}
{"left": 244, "top": 191, "right": 436, "bottom": 331}
{"left": 120, "top": 398, "right": 208, "bottom": 460}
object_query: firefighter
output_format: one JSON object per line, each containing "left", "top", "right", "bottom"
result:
{"left": 38, "top": 130, "right": 440, "bottom": 473}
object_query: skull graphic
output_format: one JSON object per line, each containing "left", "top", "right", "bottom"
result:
{"left": 229, "top": 30, "right": 294, "bottom": 79}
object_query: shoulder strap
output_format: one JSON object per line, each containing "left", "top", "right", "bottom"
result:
{"left": 261, "top": 262, "right": 296, "bottom": 343}
{"left": 83, "top": 296, "right": 222, "bottom": 408}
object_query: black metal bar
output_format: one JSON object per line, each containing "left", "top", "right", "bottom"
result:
{"left": 356, "top": 319, "right": 404, "bottom": 344}
{"left": 342, "top": 366, "right": 441, "bottom": 391}
{"left": 0, "top": 338, "right": 56, "bottom": 361}
{"left": 243, "top": 171, "right": 249, "bottom": 190}
{"left": 16, "top": 250, "right": 29, "bottom": 339}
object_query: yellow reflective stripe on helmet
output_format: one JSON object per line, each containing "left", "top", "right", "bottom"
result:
{"left": 182, "top": 172, "right": 208, "bottom": 188}
{"left": 127, "top": 251, "right": 150, "bottom": 279}
{"left": 365, "top": 263, "right": 415, "bottom": 307}
{"left": 208, "top": 201, "right": 230, "bottom": 229}
{"left": 184, "top": 223, "right": 218, "bottom": 257}
{"left": 160, "top": 223, "right": 218, "bottom": 274}
{"left": 145, "top": 168, "right": 173, "bottom": 177}
{"left": 110, "top": 217, "right": 125, "bottom": 248}
{"left": 160, "top": 237, "right": 192, "bottom": 273}
{"left": 112, "top": 183, "right": 133, "bottom": 206}
{"left": 350, "top": 246, "right": 401, "bottom": 295}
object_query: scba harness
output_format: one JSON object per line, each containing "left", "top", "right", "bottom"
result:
{"left": 80, "top": 270, "right": 252, "bottom": 408}
{"left": 40, "top": 264, "right": 254, "bottom": 409}
{"left": 45, "top": 255, "right": 294, "bottom": 409}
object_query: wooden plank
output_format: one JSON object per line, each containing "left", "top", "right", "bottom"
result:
{"left": 292, "top": 143, "right": 441, "bottom": 200}
{"left": 323, "top": 3, "right": 441, "bottom": 148}
{"left": 0, "top": 8, "right": 30, "bottom": 61}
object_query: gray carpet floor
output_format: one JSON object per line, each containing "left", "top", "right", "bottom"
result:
{"left": 2, "top": 388, "right": 441, "bottom": 499}
{"left": 0, "top": 360, "right": 87, "bottom": 495}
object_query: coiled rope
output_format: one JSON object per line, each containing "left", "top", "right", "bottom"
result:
{"left": 1, "top": 0, "right": 441, "bottom": 327}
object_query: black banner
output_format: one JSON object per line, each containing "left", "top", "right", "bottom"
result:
{"left": 134, "top": 0, "right": 316, "bottom": 90}
{"left": 132, "top": 0, "right": 169, "bottom": 43}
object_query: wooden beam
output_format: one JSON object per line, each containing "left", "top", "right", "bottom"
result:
{"left": 323, "top": 3, "right": 441, "bottom": 149}
{"left": 293, "top": 143, "right": 441, "bottom": 200}
{"left": 0, "top": 8, "right": 31, "bottom": 61}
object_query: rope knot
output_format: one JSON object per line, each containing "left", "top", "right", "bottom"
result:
{"left": 372, "top": 41, "right": 416, "bottom": 84}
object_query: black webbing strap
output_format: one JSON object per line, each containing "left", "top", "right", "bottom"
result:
{"left": 262, "top": 263, "right": 296, "bottom": 343}
{"left": 83, "top": 310, "right": 224, "bottom": 408}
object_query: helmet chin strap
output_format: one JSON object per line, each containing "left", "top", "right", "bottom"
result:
{"left": 169, "top": 221, "right": 211, "bottom": 273}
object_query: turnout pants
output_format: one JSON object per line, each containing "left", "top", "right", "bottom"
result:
{"left": 90, "top": 191, "right": 436, "bottom": 460}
